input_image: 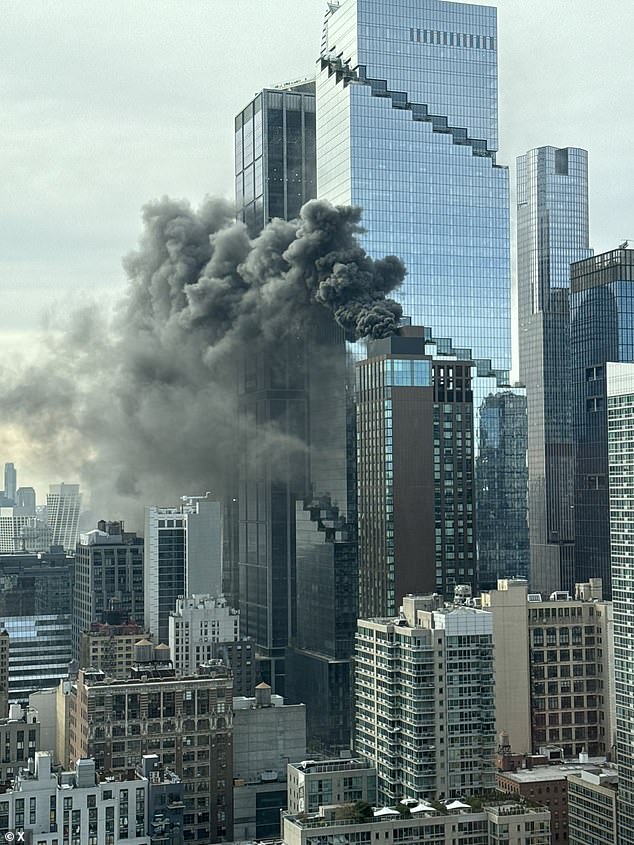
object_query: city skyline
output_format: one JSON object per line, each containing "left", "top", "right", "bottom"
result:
{"left": 1, "top": 0, "right": 633, "bottom": 504}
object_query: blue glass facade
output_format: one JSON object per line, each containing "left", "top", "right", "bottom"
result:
{"left": 517, "top": 146, "right": 591, "bottom": 595}
{"left": 571, "top": 249, "right": 634, "bottom": 596}
{"left": 317, "top": 0, "right": 511, "bottom": 373}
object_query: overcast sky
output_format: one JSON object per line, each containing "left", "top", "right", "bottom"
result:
{"left": 2, "top": 0, "right": 633, "bottom": 344}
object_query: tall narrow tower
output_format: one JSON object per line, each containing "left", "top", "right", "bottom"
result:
{"left": 46, "top": 482, "right": 81, "bottom": 553}
{"left": 517, "top": 146, "right": 591, "bottom": 595}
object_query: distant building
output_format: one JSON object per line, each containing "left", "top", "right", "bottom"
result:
{"left": 144, "top": 495, "right": 222, "bottom": 645}
{"left": 355, "top": 596, "right": 496, "bottom": 802}
{"left": 517, "top": 146, "right": 591, "bottom": 597}
{"left": 0, "top": 508, "right": 51, "bottom": 553}
{"left": 0, "top": 630, "right": 8, "bottom": 716}
{"left": 73, "top": 520, "right": 144, "bottom": 662}
{"left": 46, "top": 483, "right": 81, "bottom": 553}
{"left": 482, "top": 578, "right": 614, "bottom": 758}
{"left": 3, "top": 463, "right": 16, "bottom": 504}
{"left": 66, "top": 657, "right": 233, "bottom": 843}
{"left": 287, "top": 758, "right": 376, "bottom": 815}
{"left": 476, "top": 391, "right": 530, "bottom": 588}
{"left": 79, "top": 621, "right": 151, "bottom": 678}
{"left": 15, "top": 487, "right": 36, "bottom": 515}
{"left": 0, "top": 549, "right": 72, "bottom": 705}
{"left": 282, "top": 801, "right": 550, "bottom": 845}
{"left": 0, "top": 703, "right": 39, "bottom": 785}
{"left": 169, "top": 595, "right": 255, "bottom": 696}
{"left": 0, "top": 750, "right": 184, "bottom": 845}
{"left": 232, "top": 683, "right": 306, "bottom": 841}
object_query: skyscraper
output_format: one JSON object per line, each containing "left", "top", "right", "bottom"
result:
{"left": 517, "top": 146, "right": 591, "bottom": 595}
{"left": 46, "top": 483, "right": 81, "bottom": 553}
{"left": 144, "top": 494, "right": 223, "bottom": 645}
{"left": 606, "top": 361, "right": 634, "bottom": 842}
{"left": 571, "top": 248, "right": 634, "bottom": 594}
{"left": 3, "top": 463, "right": 16, "bottom": 504}
{"left": 356, "top": 327, "right": 476, "bottom": 613}
{"left": 235, "top": 81, "right": 316, "bottom": 236}
{"left": 317, "top": 0, "right": 511, "bottom": 373}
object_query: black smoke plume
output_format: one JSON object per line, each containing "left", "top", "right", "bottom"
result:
{"left": 0, "top": 198, "right": 404, "bottom": 524}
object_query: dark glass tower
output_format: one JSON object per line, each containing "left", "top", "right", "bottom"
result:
{"left": 476, "top": 391, "right": 529, "bottom": 589}
{"left": 235, "top": 81, "right": 316, "bottom": 236}
{"left": 517, "top": 146, "right": 591, "bottom": 595}
{"left": 571, "top": 248, "right": 634, "bottom": 596}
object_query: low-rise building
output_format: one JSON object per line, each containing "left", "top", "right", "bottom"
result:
{"left": 79, "top": 621, "right": 152, "bottom": 678}
{"left": 287, "top": 758, "right": 376, "bottom": 815}
{"left": 282, "top": 801, "right": 550, "bottom": 845}
{"left": 496, "top": 757, "right": 615, "bottom": 845}
{"left": 66, "top": 656, "right": 233, "bottom": 843}
{"left": 0, "top": 751, "right": 183, "bottom": 845}
{"left": 567, "top": 767, "right": 618, "bottom": 845}
{"left": 0, "top": 704, "right": 39, "bottom": 785}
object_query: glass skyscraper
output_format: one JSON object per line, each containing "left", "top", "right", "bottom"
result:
{"left": 517, "top": 146, "right": 591, "bottom": 595}
{"left": 571, "top": 248, "right": 634, "bottom": 596}
{"left": 317, "top": 0, "right": 511, "bottom": 374}
{"left": 235, "top": 81, "right": 316, "bottom": 236}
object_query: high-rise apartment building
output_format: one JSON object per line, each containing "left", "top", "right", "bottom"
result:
{"left": 46, "top": 482, "right": 81, "bottom": 553}
{"left": 73, "top": 520, "right": 144, "bottom": 662}
{"left": 517, "top": 146, "right": 592, "bottom": 596}
{"left": 355, "top": 595, "right": 496, "bottom": 803}
{"left": 317, "top": 0, "right": 511, "bottom": 373}
{"left": 606, "top": 361, "right": 634, "bottom": 842}
{"left": 144, "top": 494, "right": 223, "bottom": 645}
{"left": 571, "top": 248, "right": 634, "bottom": 594}
{"left": 356, "top": 327, "right": 476, "bottom": 613}
{"left": 235, "top": 81, "right": 316, "bottom": 235}
{"left": 67, "top": 661, "right": 234, "bottom": 843}
{"left": 482, "top": 578, "right": 614, "bottom": 758}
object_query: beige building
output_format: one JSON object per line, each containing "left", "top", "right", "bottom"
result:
{"left": 482, "top": 578, "right": 614, "bottom": 757}
{"left": 0, "top": 703, "right": 40, "bottom": 785}
{"left": 79, "top": 622, "right": 152, "bottom": 678}
{"left": 66, "top": 661, "right": 233, "bottom": 843}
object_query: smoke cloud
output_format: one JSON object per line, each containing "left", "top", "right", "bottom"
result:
{"left": 0, "top": 198, "right": 404, "bottom": 526}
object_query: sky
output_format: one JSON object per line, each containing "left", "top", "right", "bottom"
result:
{"left": 1, "top": 0, "right": 633, "bottom": 495}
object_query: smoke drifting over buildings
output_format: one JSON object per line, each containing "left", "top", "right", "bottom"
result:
{"left": 0, "top": 198, "right": 403, "bottom": 523}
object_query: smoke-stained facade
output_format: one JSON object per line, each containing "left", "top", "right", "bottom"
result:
{"left": 571, "top": 249, "right": 634, "bottom": 597}
{"left": 517, "top": 146, "right": 591, "bottom": 595}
